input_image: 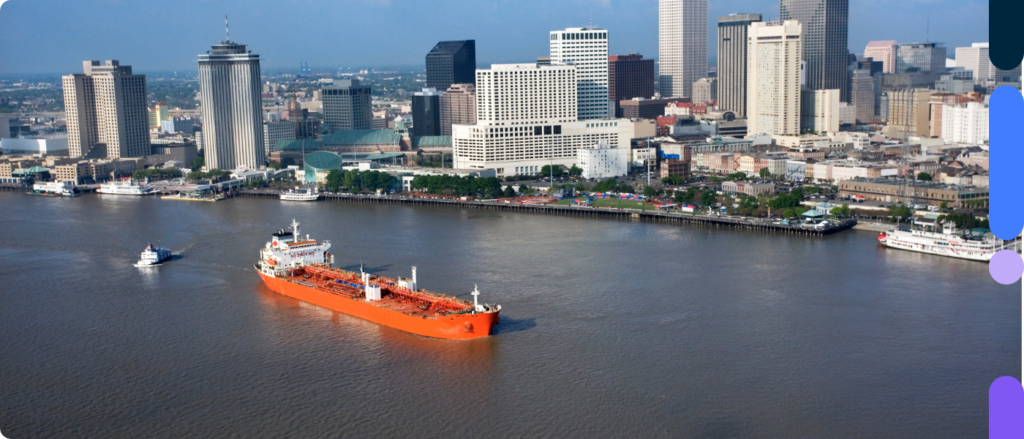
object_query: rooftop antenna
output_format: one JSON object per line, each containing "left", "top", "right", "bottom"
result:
{"left": 225, "top": 15, "right": 229, "bottom": 41}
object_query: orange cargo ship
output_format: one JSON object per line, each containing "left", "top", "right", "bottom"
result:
{"left": 255, "top": 220, "right": 501, "bottom": 339}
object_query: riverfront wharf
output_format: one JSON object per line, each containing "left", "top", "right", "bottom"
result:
{"left": 239, "top": 189, "right": 856, "bottom": 236}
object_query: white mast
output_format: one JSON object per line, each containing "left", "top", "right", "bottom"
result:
{"left": 291, "top": 219, "right": 300, "bottom": 243}
{"left": 472, "top": 285, "right": 481, "bottom": 311}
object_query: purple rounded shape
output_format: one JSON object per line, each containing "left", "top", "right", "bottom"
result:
{"left": 989, "top": 250, "right": 1024, "bottom": 285}
{"left": 991, "top": 376, "right": 1024, "bottom": 438}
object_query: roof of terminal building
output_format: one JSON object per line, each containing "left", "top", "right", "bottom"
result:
{"left": 321, "top": 129, "right": 401, "bottom": 145}
{"left": 274, "top": 139, "right": 322, "bottom": 151}
{"left": 412, "top": 136, "right": 452, "bottom": 148}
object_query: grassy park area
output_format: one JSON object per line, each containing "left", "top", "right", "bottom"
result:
{"left": 552, "top": 197, "right": 658, "bottom": 211}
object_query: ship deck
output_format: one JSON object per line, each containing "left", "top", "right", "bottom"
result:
{"left": 280, "top": 265, "right": 476, "bottom": 319}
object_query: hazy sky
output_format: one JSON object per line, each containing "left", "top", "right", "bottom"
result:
{"left": 0, "top": 0, "right": 988, "bottom": 75}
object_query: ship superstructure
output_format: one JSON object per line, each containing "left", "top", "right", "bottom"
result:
{"left": 98, "top": 180, "right": 156, "bottom": 195}
{"left": 135, "top": 244, "right": 172, "bottom": 266}
{"left": 280, "top": 188, "right": 320, "bottom": 201}
{"left": 255, "top": 220, "right": 500, "bottom": 339}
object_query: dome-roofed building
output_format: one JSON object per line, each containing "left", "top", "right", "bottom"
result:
{"left": 303, "top": 151, "right": 343, "bottom": 183}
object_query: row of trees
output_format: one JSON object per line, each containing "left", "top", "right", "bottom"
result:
{"left": 590, "top": 178, "right": 635, "bottom": 194}
{"left": 672, "top": 186, "right": 717, "bottom": 208}
{"left": 408, "top": 174, "right": 505, "bottom": 198}
{"left": 325, "top": 170, "right": 395, "bottom": 193}
{"left": 185, "top": 169, "right": 229, "bottom": 183}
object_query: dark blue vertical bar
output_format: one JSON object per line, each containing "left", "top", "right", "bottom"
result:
{"left": 991, "top": 0, "right": 1024, "bottom": 70}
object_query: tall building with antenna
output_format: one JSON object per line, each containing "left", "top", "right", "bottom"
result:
{"left": 197, "top": 17, "right": 265, "bottom": 170}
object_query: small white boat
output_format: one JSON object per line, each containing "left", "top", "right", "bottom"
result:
{"left": 135, "top": 244, "right": 172, "bottom": 267}
{"left": 280, "top": 187, "right": 320, "bottom": 201}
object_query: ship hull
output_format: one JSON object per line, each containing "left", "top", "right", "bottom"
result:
{"left": 258, "top": 271, "right": 499, "bottom": 340}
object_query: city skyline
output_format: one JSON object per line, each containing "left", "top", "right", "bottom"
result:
{"left": 0, "top": 0, "right": 988, "bottom": 74}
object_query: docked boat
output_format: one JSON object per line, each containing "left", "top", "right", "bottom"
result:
{"left": 877, "top": 221, "right": 1010, "bottom": 262}
{"left": 280, "top": 187, "right": 320, "bottom": 201}
{"left": 135, "top": 244, "right": 172, "bottom": 267}
{"left": 97, "top": 180, "right": 155, "bottom": 195}
{"left": 254, "top": 220, "right": 501, "bottom": 339}
{"left": 29, "top": 181, "right": 76, "bottom": 197}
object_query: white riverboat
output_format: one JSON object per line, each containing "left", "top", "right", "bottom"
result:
{"left": 97, "top": 180, "right": 155, "bottom": 195}
{"left": 280, "top": 187, "right": 320, "bottom": 202}
{"left": 30, "top": 181, "right": 76, "bottom": 197}
{"left": 877, "top": 222, "right": 1010, "bottom": 262}
{"left": 135, "top": 244, "right": 172, "bottom": 267}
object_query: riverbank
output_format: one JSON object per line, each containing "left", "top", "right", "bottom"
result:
{"left": 239, "top": 189, "right": 857, "bottom": 236}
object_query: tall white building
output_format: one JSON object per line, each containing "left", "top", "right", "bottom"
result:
{"left": 577, "top": 140, "right": 629, "bottom": 179}
{"left": 198, "top": 40, "right": 264, "bottom": 170}
{"left": 747, "top": 21, "right": 803, "bottom": 136}
{"left": 800, "top": 89, "right": 840, "bottom": 134}
{"left": 941, "top": 102, "right": 988, "bottom": 144}
{"left": 550, "top": 27, "right": 610, "bottom": 119}
{"left": 955, "top": 43, "right": 993, "bottom": 81}
{"left": 659, "top": 0, "right": 708, "bottom": 99}
{"left": 62, "top": 60, "right": 149, "bottom": 159}
{"left": 452, "top": 63, "right": 632, "bottom": 177}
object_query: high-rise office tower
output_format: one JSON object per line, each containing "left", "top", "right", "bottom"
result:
{"left": 955, "top": 43, "right": 994, "bottom": 81}
{"left": 263, "top": 121, "right": 296, "bottom": 157}
{"left": 198, "top": 40, "right": 264, "bottom": 170}
{"left": 780, "top": 0, "right": 849, "bottom": 101}
{"left": 886, "top": 89, "right": 934, "bottom": 139}
{"left": 896, "top": 43, "right": 947, "bottom": 73}
{"left": 864, "top": 41, "right": 898, "bottom": 74}
{"left": 850, "top": 67, "right": 876, "bottom": 123}
{"left": 451, "top": 63, "right": 631, "bottom": 176}
{"left": 63, "top": 60, "right": 149, "bottom": 159}
{"left": 691, "top": 77, "right": 717, "bottom": 104}
{"left": 608, "top": 54, "right": 655, "bottom": 118}
{"left": 440, "top": 84, "right": 477, "bottom": 136}
{"left": 659, "top": 0, "right": 708, "bottom": 99}
{"left": 426, "top": 40, "right": 476, "bottom": 90}
{"left": 322, "top": 79, "right": 373, "bottom": 131}
{"left": 717, "top": 13, "right": 761, "bottom": 117}
{"left": 550, "top": 27, "right": 610, "bottom": 119}
{"left": 412, "top": 88, "right": 443, "bottom": 137}
{"left": 747, "top": 21, "right": 803, "bottom": 136}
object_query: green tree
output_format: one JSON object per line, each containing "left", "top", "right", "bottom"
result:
{"left": 830, "top": 204, "right": 851, "bottom": 217}
{"left": 268, "top": 162, "right": 282, "bottom": 170}
{"left": 569, "top": 165, "right": 583, "bottom": 177}
{"left": 325, "top": 169, "right": 343, "bottom": 192}
{"left": 616, "top": 181, "right": 634, "bottom": 194}
{"left": 916, "top": 172, "right": 933, "bottom": 181}
{"left": 710, "top": 176, "right": 721, "bottom": 183}
{"left": 940, "top": 201, "right": 948, "bottom": 209}
{"left": 191, "top": 156, "right": 204, "bottom": 173}
{"left": 643, "top": 185, "right": 656, "bottom": 198}
{"left": 520, "top": 184, "right": 534, "bottom": 196}
{"left": 503, "top": 186, "right": 516, "bottom": 197}
{"left": 701, "top": 190, "right": 717, "bottom": 207}
{"left": 575, "top": 181, "right": 591, "bottom": 192}
{"left": 759, "top": 168, "right": 770, "bottom": 179}
{"left": 888, "top": 204, "right": 913, "bottom": 220}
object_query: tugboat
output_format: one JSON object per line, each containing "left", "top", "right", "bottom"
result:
{"left": 135, "top": 244, "right": 172, "bottom": 267}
